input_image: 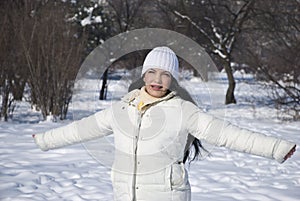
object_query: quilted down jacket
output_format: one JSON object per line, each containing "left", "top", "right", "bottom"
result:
{"left": 34, "top": 89, "right": 296, "bottom": 201}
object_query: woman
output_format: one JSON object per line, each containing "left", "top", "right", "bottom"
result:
{"left": 33, "top": 46, "right": 296, "bottom": 201}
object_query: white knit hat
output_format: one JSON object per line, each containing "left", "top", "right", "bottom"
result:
{"left": 141, "top": 46, "right": 179, "bottom": 81}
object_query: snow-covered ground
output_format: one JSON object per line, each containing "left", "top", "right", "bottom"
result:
{"left": 1, "top": 71, "right": 299, "bottom": 201}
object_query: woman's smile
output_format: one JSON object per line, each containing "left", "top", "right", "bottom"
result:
{"left": 150, "top": 84, "right": 163, "bottom": 91}
{"left": 143, "top": 68, "right": 172, "bottom": 98}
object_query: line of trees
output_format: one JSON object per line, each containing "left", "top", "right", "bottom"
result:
{"left": 0, "top": 0, "right": 85, "bottom": 121}
{"left": 0, "top": 0, "right": 299, "bottom": 121}
{"left": 155, "top": 0, "right": 299, "bottom": 110}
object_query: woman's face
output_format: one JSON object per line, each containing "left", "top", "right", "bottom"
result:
{"left": 143, "top": 68, "right": 172, "bottom": 98}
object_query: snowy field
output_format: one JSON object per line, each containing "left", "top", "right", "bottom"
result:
{"left": 1, "top": 71, "right": 299, "bottom": 201}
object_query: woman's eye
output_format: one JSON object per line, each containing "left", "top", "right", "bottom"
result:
{"left": 163, "top": 73, "right": 171, "bottom": 77}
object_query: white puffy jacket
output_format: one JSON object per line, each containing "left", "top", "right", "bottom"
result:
{"left": 34, "top": 89, "right": 296, "bottom": 201}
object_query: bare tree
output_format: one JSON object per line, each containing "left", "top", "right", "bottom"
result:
{"left": 0, "top": 2, "right": 13, "bottom": 120}
{"left": 18, "top": 0, "right": 86, "bottom": 120}
{"left": 156, "top": 0, "right": 256, "bottom": 104}
{"left": 0, "top": 1, "right": 29, "bottom": 121}
{"left": 72, "top": 0, "right": 113, "bottom": 100}
{"left": 242, "top": 0, "right": 300, "bottom": 120}
{"left": 96, "top": 0, "right": 146, "bottom": 100}
{"left": 106, "top": 0, "right": 146, "bottom": 33}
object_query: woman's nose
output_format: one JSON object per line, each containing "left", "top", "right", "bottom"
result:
{"left": 154, "top": 73, "right": 162, "bottom": 83}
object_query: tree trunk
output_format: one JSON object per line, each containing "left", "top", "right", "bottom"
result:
{"left": 224, "top": 62, "right": 236, "bottom": 104}
{"left": 1, "top": 83, "right": 10, "bottom": 121}
{"left": 99, "top": 69, "right": 108, "bottom": 100}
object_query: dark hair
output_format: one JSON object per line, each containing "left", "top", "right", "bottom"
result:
{"left": 128, "top": 76, "right": 209, "bottom": 164}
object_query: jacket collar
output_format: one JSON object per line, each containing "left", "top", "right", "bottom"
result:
{"left": 121, "top": 88, "right": 177, "bottom": 104}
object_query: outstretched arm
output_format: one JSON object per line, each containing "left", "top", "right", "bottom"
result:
{"left": 184, "top": 102, "right": 296, "bottom": 163}
{"left": 33, "top": 108, "right": 113, "bottom": 151}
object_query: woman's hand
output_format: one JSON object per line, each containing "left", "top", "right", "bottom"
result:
{"left": 284, "top": 145, "right": 296, "bottom": 162}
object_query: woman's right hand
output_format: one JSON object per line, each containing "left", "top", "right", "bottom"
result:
{"left": 284, "top": 145, "right": 296, "bottom": 162}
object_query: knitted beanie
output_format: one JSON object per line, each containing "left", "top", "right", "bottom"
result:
{"left": 141, "top": 46, "right": 179, "bottom": 81}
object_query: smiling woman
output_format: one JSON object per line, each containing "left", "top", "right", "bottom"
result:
{"left": 141, "top": 47, "right": 177, "bottom": 98}
{"left": 143, "top": 68, "right": 172, "bottom": 98}
{"left": 33, "top": 46, "right": 296, "bottom": 201}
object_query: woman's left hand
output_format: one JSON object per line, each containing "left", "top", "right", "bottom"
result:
{"left": 284, "top": 145, "right": 296, "bottom": 162}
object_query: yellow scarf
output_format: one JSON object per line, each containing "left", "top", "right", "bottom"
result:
{"left": 137, "top": 87, "right": 160, "bottom": 111}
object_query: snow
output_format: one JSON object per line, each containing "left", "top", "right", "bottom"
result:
{"left": 80, "top": 6, "right": 103, "bottom": 27}
{"left": 1, "top": 71, "right": 299, "bottom": 201}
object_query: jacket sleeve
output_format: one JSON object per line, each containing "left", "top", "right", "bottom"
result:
{"left": 184, "top": 101, "right": 296, "bottom": 163}
{"left": 34, "top": 107, "right": 113, "bottom": 151}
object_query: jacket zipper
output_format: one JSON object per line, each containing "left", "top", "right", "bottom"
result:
{"left": 132, "top": 110, "right": 143, "bottom": 201}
